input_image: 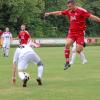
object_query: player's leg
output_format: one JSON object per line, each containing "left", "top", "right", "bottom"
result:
{"left": 2, "top": 43, "right": 6, "bottom": 56}
{"left": 70, "top": 42, "right": 77, "bottom": 64}
{"left": 31, "top": 53, "right": 44, "bottom": 85}
{"left": 36, "top": 61, "right": 43, "bottom": 85}
{"left": 76, "top": 31, "right": 88, "bottom": 64}
{"left": 76, "top": 44, "right": 83, "bottom": 57}
{"left": 18, "top": 56, "right": 29, "bottom": 87}
{"left": 80, "top": 51, "right": 87, "bottom": 64}
{"left": 76, "top": 32, "right": 84, "bottom": 60}
{"left": 64, "top": 38, "right": 74, "bottom": 70}
{"left": 5, "top": 44, "right": 10, "bottom": 57}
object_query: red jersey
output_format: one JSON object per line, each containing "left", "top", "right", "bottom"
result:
{"left": 18, "top": 31, "right": 30, "bottom": 45}
{"left": 61, "top": 7, "right": 91, "bottom": 32}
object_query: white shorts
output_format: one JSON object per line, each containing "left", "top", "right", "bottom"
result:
{"left": 18, "top": 52, "right": 41, "bottom": 71}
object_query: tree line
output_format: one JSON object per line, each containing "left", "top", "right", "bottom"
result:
{"left": 0, "top": 0, "right": 100, "bottom": 37}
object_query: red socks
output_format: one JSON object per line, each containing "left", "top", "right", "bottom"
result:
{"left": 64, "top": 48, "right": 70, "bottom": 63}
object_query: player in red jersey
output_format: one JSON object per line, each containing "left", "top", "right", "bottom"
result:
{"left": 45, "top": 0, "right": 100, "bottom": 70}
{"left": 18, "top": 24, "right": 30, "bottom": 45}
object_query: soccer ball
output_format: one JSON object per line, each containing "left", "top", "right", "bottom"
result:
{"left": 24, "top": 72, "right": 30, "bottom": 79}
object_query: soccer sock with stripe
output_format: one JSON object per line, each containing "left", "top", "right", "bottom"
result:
{"left": 64, "top": 48, "right": 70, "bottom": 63}
{"left": 38, "top": 65, "right": 43, "bottom": 79}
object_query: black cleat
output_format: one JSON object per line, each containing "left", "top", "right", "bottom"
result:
{"left": 36, "top": 78, "right": 42, "bottom": 86}
{"left": 23, "top": 77, "right": 29, "bottom": 87}
{"left": 64, "top": 62, "right": 71, "bottom": 70}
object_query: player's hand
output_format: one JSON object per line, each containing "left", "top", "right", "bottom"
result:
{"left": 44, "top": 13, "right": 50, "bottom": 17}
{"left": 12, "top": 77, "right": 16, "bottom": 84}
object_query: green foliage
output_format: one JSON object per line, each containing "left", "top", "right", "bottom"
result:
{"left": 0, "top": 0, "right": 45, "bottom": 37}
{"left": 82, "top": 0, "right": 100, "bottom": 36}
{"left": 0, "top": 0, "right": 100, "bottom": 37}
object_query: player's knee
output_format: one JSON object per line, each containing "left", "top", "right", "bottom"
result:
{"left": 37, "top": 61, "right": 43, "bottom": 66}
{"left": 65, "top": 44, "right": 70, "bottom": 49}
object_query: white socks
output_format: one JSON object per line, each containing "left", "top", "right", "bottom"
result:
{"left": 80, "top": 51, "right": 87, "bottom": 64}
{"left": 18, "top": 72, "right": 25, "bottom": 80}
{"left": 70, "top": 51, "right": 87, "bottom": 64}
{"left": 18, "top": 65, "right": 43, "bottom": 81}
{"left": 70, "top": 52, "right": 76, "bottom": 64}
{"left": 38, "top": 65, "right": 43, "bottom": 79}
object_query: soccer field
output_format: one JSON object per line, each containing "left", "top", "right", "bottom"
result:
{"left": 0, "top": 46, "right": 100, "bottom": 100}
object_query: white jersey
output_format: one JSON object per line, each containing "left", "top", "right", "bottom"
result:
{"left": 2, "top": 32, "right": 12, "bottom": 44}
{"left": 13, "top": 45, "right": 36, "bottom": 64}
{"left": 19, "top": 45, "right": 35, "bottom": 58}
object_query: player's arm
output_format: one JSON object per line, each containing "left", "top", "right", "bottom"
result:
{"left": 12, "top": 63, "right": 17, "bottom": 84}
{"left": 45, "top": 11, "right": 62, "bottom": 16}
{"left": 89, "top": 14, "right": 100, "bottom": 22}
{"left": 12, "top": 49, "right": 19, "bottom": 84}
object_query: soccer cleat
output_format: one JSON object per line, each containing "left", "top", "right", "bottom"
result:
{"left": 36, "top": 78, "right": 42, "bottom": 86}
{"left": 64, "top": 62, "right": 71, "bottom": 70}
{"left": 22, "top": 77, "right": 29, "bottom": 87}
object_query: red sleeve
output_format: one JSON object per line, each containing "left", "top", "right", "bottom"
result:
{"left": 26, "top": 32, "right": 30, "bottom": 38}
{"left": 82, "top": 9, "right": 91, "bottom": 18}
{"left": 27, "top": 34, "right": 30, "bottom": 38}
{"left": 61, "top": 10, "right": 69, "bottom": 15}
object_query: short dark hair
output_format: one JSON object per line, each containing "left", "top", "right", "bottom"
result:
{"left": 67, "top": 0, "right": 76, "bottom": 4}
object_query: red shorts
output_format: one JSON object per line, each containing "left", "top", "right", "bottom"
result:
{"left": 66, "top": 30, "right": 85, "bottom": 46}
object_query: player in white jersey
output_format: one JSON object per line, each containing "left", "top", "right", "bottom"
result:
{"left": 1, "top": 27, "right": 12, "bottom": 57}
{"left": 12, "top": 44, "right": 44, "bottom": 87}
{"left": 70, "top": 41, "right": 87, "bottom": 64}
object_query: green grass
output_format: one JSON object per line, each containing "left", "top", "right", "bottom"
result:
{"left": 0, "top": 46, "right": 100, "bottom": 100}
